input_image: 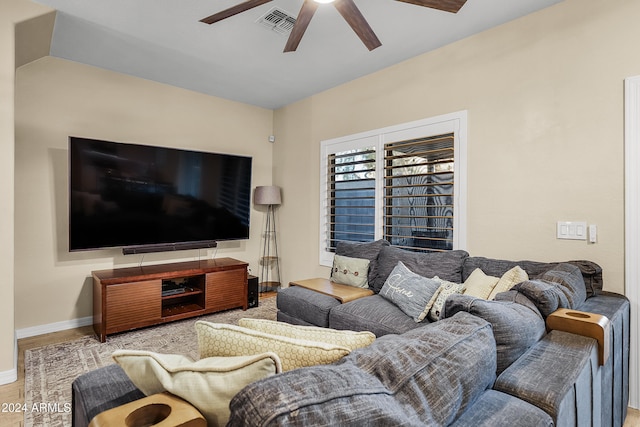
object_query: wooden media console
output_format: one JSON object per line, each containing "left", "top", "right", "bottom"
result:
{"left": 92, "top": 258, "right": 248, "bottom": 342}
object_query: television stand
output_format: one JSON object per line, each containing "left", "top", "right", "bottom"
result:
{"left": 92, "top": 258, "right": 248, "bottom": 342}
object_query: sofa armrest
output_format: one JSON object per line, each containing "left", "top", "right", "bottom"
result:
{"left": 494, "top": 331, "right": 600, "bottom": 426}
{"left": 546, "top": 308, "right": 610, "bottom": 365}
{"left": 72, "top": 364, "right": 145, "bottom": 427}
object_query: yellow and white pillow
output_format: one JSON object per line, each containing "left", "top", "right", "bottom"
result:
{"left": 238, "top": 318, "right": 375, "bottom": 350}
{"left": 196, "top": 321, "right": 351, "bottom": 372}
{"left": 463, "top": 266, "right": 529, "bottom": 301}
{"left": 112, "top": 350, "right": 280, "bottom": 427}
{"left": 463, "top": 268, "right": 500, "bottom": 300}
{"left": 488, "top": 266, "right": 529, "bottom": 300}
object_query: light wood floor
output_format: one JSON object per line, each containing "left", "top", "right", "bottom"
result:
{"left": 1, "top": 324, "right": 639, "bottom": 427}
{"left": 0, "top": 326, "right": 93, "bottom": 427}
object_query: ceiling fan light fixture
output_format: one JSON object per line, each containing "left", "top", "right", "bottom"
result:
{"left": 201, "top": 0, "right": 467, "bottom": 52}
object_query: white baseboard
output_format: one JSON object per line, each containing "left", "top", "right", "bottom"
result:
{"left": 0, "top": 318, "right": 93, "bottom": 385}
{"left": 0, "top": 367, "right": 17, "bottom": 385}
{"left": 16, "top": 316, "right": 93, "bottom": 340}
{"left": 0, "top": 333, "right": 17, "bottom": 385}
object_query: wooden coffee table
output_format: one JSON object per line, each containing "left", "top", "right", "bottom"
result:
{"left": 289, "top": 278, "right": 373, "bottom": 303}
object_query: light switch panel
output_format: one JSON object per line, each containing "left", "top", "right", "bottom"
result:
{"left": 557, "top": 221, "right": 588, "bottom": 240}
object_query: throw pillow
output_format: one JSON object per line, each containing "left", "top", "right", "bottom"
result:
{"left": 540, "top": 263, "right": 587, "bottom": 308}
{"left": 112, "top": 350, "right": 281, "bottom": 427}
{"left": 487, "top": 266, "right": 529, "bottom": 300}
{"left": 336, "top": 239, "right": 390, "bottom": 285}
{"left": 512, "top": 263, "right": 587, "bottom": 317}
{"left": 238, "top": 318, "right": 375, "bottom": 350}
{"left": 195, "top": 321, "right": 351, "bottom": 372}
{"left": 512, "top": 280, "right": 568, "bottom": 318}
{"left": 427, "top": 277, "right": 466, "bottom": 322}
{"left": 330, "top": 255, "right": 370, "bottom": 288}
{"left": 444, "top": 291, "right": 546, "bottom": 374}
{"left": 463, "top": 268, "right": 499, "bottom": 300}
{"left": 379, "top": 261, "right": 441, "bottom": 322}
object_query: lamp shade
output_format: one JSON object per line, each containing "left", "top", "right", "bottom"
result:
{"left": 254, "top": 186, "right": 282, "bottom": 206}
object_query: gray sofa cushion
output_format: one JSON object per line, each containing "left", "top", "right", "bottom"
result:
{"left": 276, "top": 310, "right": 317, "bottom": 326}
{"left": 373, "top": 246, "right": 468, "bottom": 293}
{"left": 451, "top": 390, "right": 553, "bottom": 427}
{"left": 329, "top": 294, "right": 424, "bottom": 337}
{"left": 538, "top": 263, "right": 587, "bottom": 307}
{"left": 512, "top": 263, "right": 587, "bottom": 318}
{"left": 568, "top": 260, "right": 603, "bottom": 297}
{"left": 335, "top": 239, "right": 390, "bottom": 285}
{"left": 463, "top": 257, "right": 560, "bottom": 281}
{"left": 276, "top": 286, "right": 341, "bottom": 327}
{"left": 513, "top": 280, "right": 569, "bottom": 318}
{"left": 444, "top": 291, "right": 545, "bottom": 374}
{"left": 227, "top": 312, "right": 496, "bottom": 427}
{"left": 72, "top": 363, "right": 144, "bottom": 427}
{"left": 463, "top": 257, "right": 602, "bottom": 297}
{"left": 494, "top": 330, "right": 600, "bottom": 427}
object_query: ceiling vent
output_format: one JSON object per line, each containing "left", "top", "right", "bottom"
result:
{"left": 256, "top": 7, "right": 296, "bottom": 36}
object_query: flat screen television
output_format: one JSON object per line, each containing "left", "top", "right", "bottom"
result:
{"left": 69, "top": 137, "right": 252, "bottom": 253}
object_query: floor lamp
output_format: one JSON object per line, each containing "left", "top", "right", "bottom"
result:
{"left": 254, "top": 186, "right": 281, "bottom": 293}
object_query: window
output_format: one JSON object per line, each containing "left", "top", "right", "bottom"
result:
{"left": 328, "top": 147, "right": 376, "bottom": 246}
{"left": 384, "top": 134, "right": 455, "bottom": 251}
{"left": 320, "top": 111, "right": 467, "bottom": 266}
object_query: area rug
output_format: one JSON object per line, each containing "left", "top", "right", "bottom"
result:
{"left": 24, "top": 297, "right": 277, "bottom": 427}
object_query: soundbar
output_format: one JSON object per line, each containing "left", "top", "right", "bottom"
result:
{"left": 122, "top": 241, "right": 218, "bottom": 255}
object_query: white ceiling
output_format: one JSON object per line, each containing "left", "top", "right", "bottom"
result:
{"left": 33, "top": 0, "right": 563, "bottom": 109}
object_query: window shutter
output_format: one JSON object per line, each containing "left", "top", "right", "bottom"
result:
{"left": 383, "top": 133, "right": 454, "bottom": 252}
{"left": 319, "top": 111, "right": 467, "bottom": 266}
{"left": 325, "top": 147, "right": 376, "bottom": 253}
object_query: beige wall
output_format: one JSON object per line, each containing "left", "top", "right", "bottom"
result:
{"left": 14, "top": 57, "right": 274, "bottom": 330}
{"left": 0, "top": 0, "right": 52, "bottom": 382}
{"left": 274, "top": 0, "right": 640, "bottom": 294}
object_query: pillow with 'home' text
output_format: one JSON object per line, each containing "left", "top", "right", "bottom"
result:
{"left": 379, "top": 261, "right": 441, "bottom": 322}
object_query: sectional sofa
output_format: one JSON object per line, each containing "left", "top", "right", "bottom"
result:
{"left": 271, "top": 240, "right": 629, "bottom": 426}
{"left": 71, "top": 240, "right": 629, "bottom": 426}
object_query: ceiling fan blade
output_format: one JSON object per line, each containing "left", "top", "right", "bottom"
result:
{"left": 200, "top": 0, "right": 273, "bottom": 25}
{"left": 284, "top": 0, "right": 319, "bottom": 53}
{"left": 333, "top": 0, "right": 381, "bottom": 51}
{"left": 395, "top": 0, "right": 467, "bottom": 14}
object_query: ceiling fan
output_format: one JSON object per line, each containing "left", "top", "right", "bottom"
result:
{"left": 200, "top": 0, "right": 468, "bottom": 52}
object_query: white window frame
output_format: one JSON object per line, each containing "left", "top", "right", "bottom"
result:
{"left": 625, "top": 76, "right": 640, "bottom": 409}
{"left": 319, "top": 111, "right": 468, "bottom": 266}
